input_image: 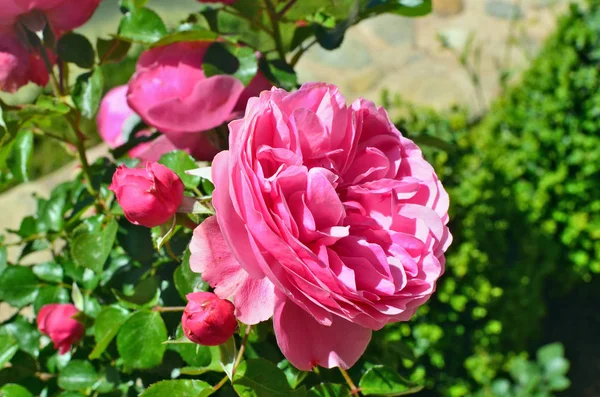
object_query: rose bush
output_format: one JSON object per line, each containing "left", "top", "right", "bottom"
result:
{"left": 0, "top": 1, "right": 457, "bottom": 396}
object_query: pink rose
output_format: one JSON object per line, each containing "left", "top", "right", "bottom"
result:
{"left": 98, "top": 85, "right": 224, "bottom": 162}
{"left": 37, "top": 303, "right": 84, "bottom": 355}
{"left": 190, "top": 83, "right": 452, "bottom": 370}
{"left": 0, "top": 33, "right": 48, "bottom": 92}
{"left": 0, "top": 0, "right": 101, "bottom": 33}
{"left": 0, "top": 0, "right": 100, "bottom": 92}
{"left": 109, "top": 162, "right": 185, "bottom": 228}
{"left": 126, "top": 41, "right": 272, "bottom": 154}
{"left": 182, "top": 292, "right": 237, "bottom": 346}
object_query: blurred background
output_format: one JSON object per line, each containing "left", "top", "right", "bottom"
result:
{"left": 2, "top": 0, "right": 599, "bottom": 396}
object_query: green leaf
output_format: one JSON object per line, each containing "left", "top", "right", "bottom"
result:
{"left": 308, "top": 384, "right": 350, "bottom": 397}
{"left": 359, "top": 366, "right": 423, "bottom": 396}
{"left": 0, "top": 242, "right": 8, "bottom": 276}
{"left": 117, "top": 310, "right": 167, "bottom": 369}
{"left": 234, "top": 358, "right": 304, "bottom": 397}
{"left": 114, "top": 277, "right": 160, "bottom": 309}
{"left": 0, "top": 316, "right": 40, "bottom": 358}
{"left": 547, "top": 375, "right": 570, "bottom": 391}
{"left": 139, "top": 380, "right": 213, "bottom": 397}
{"left": 158, "top": 150, "right": 200, "bottom": 190}
{"left": 119, "top": 0, "right": 149, "bottom": 11}
{"left": 58, "top": 360, "right": 99, "bottom": 391}
{"left": 220, "top": 336, "right": 237, "bottom": 381}
{"left": 118, "top": 7, "right": 168, "bottom": 43}
{"left": 33, "top": 285, "right": 69, "bottom": 313}
{"left": 0, "top": 266, "right": 39, "bottom": 308}
{"left": 71, "top": 282, "right": 84, "bottom": 311}
{"left": 70, "top": 216, "right": 118, "bottom": 273}
{"left": 32, "top": 262, "right": 63, "bottom": 283}
{"left": 259, "top": 58, "right": 296, "bottom": 91}
{"left": 90, "top": 306, "right": 130, "bottom": 360}
{"left": 97, "top": 37, "right": 131, "bottom": 64}
{"left": 72, "top": 67, "right": 104, "bottom": 119}
{"left": 0, "top": 384, "right": 34, "bottom": 397}
{"left": 174, "top": 248, "right": 208, "bottom": 300}
{"left": 0, "top": 106, "right": 7, "bottom": 142}
{"left": 0, "top": 335, "right": 19, "bottom": 368}
{"left": 57, "top": 392, "right": 86, "bottom": 397}
{"left": 537, "top": 343, "right": 568, "bottom": 376}
{"left": 278, "top": 360, "right": 309, "bottom": 389}
{"left": 168, "top": 326, "right": 219, "bottom": 368}
{"left": 37, "top": 186, "right": 68, "bottom": 233}
{"left": 7, "top": 130, "right": 33, "bottom": 183}
{"left": 203, "top": 42, "right": 258, "bottom": 86}
{"left": 57, "top": 33, "right": 95, "bottom": 68}
{"left": 152, "top": 29, "right": 218, "bottom": 47}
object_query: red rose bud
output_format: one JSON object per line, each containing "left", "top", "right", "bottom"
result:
{"left": 37, "top": 304, "right": 84, "bottom": 355}
{"left": 109, "top": 162, "right": 184, "bottom": 228}
{"left": 182, "top": 292, "right": 237, "bottom": 346}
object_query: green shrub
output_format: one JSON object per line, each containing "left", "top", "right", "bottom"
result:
{"left": 381, "top": 1, "right": 600, "bottom": 394}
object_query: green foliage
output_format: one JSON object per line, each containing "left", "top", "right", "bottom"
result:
{"left": 374, "top": 2, "right": 600, "bottom": 394}
{"left": 469, "top": 343, "right": 570, "bottom": 397}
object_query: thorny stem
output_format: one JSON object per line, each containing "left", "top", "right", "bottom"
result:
{"left": 212, "top": 375, "right": 229, "bottom": 392}
{"left": 339, "top": 368, "right": 361, "bottom": 396}
{"left": 291, "top": 38, "right": 317, "bottom": 67}
{"left": 264, "top": 0, "right": 287, "bottom": 61}
{"left": 223, "top": 5, "right": 272, "bottom": 35}
{"left": 277, "top": 0, "right": 297, "bottom": 18}
{"left": 99, "top": 39, "right": 120, "bottom": 65}
{"left": 37, "top": 43, "right": 62, "bottom": 97}
{"left": 232, "top": 325, "right": 252, "bottom": 376}
{"left": 165, "top": 240, "right": 180, "bottom": 263}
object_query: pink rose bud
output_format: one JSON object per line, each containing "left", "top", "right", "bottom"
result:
{"left": 37, "top": 304, "right": 84, "bottom": 355}
{"left": 0, "top": 33, "right": 49, "bottom": 92}
{"left": 182, "top": 292, "right": 237, "bottom": 346}
{"left": 109, "top": 162, "right": 184, "bottom": 228}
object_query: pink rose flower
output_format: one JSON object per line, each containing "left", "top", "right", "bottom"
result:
{"left": 0, "top": 33, "right": 48, "bottom": 92}
{"left": 37, "top": 303, "right": 84, "bottom": 355}
{"left": 190, "top": 83, "right": 452, "bottom": 370}
{"left": 109, "top": 162, "right": 185, "bottom": 228}
{"left": 98, "top": 85, "right": 225, "bottom": 161}
{"left": 0, "top": 0, "right": 100, "bottom": 92}
{"left": 182, "top": 292, "right": 237, "bottom": 346}
{"left": 0, "top": 0, "right": 101, "bottom": 33}
{"left": 127, "top": 41, "right": 272, "bottom": 154}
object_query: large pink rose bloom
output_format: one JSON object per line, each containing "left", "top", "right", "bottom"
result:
{"left": 190, "top": 83, "right": 452, "bottom": 370}
{"left": 127, "top": 41, "right": 272, "bottom": 156}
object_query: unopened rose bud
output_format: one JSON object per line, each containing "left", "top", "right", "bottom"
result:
{"left": 109, "top": 162, "right": 184, "bottom": 228}
{"left": 37, "top": 304, "right": 84, "bottom": 355}
{"left": 182, "top": 292, "right": 237, "bottom": 346}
